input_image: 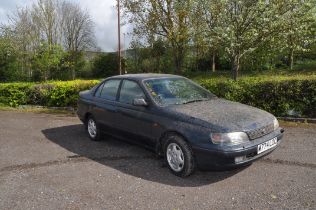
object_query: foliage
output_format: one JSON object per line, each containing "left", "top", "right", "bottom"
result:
{"left": 59, "top": 51, "right": 86, "bottom": 80}
{"left": 0, "top": 0, "right": 315, "bottom": 82}
{"left": 45, "top": 80, "right": 98, "bottom": 107}
{"left": 91, "top": 53, "right": 120, "bottom": 78}
{"left": 0, "top": 37, "right": 20, "bottom": 81}
{"left": 127, "top": 40, "right": 174, "bottom": 74}
{"left": 123, "top": 0, "right": 192, "bottom": 73}
{"left": 0, "top": 0, "right": 96, "bottom": 82}
{"left": 0, "top": 83, "right": 31, "bottom": 107}
{"left": 0, "top": 76, "right": 315, "bottom": 117}
{"left": 293, "top": 60, "right": 316, "bottom": 71}
{"left": 32, "top": 43, "right": 65, "bottom": 81}
{"left": 198, "top": 76, "right": 316, "bottom": 117}
{"left": 280, "top": 0, "right": 316, "bottom": 70}
{"left": 0, "top": 36, "right": 90, "bottom": 82}
{"left": 123, "top": 0, "right": 316, "bottom": 79}
{"left": 0, "top": 80, "right": 99, "bottom": 107}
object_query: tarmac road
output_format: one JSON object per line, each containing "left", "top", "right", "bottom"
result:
{"left": 0, "top": 111, "right": 315, "bottom": 210}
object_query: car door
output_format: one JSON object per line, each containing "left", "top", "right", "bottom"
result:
{"left": 93, "top": 79, "right": 121, "bottom": 136}
{"left": 116, "top": 79, "right": 156, "bottom": 148}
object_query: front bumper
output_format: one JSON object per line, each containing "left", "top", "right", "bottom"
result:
{"left": 192, "top": 128, "right": 284, "bottom": 170}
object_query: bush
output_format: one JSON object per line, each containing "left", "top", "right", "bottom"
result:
{"left": 46, "top": 80, "right": 99, "bottom": 107}
{"left": 0, "top": 80, "right": 99, "bottom": 107}
{"left": 198, "top": 77, "right": 316, "bottom": 117}
{"left": 0, "top": 83, "right": 31, "bottom": 107}
{"left": 0, "top": 77, "right": 315, "bottom": 118}
{"left": 91, "top": 53, "right": 119, "bottom": 78}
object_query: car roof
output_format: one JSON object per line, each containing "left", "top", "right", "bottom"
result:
{"left": 108, "top": 73, "right": 184, "bottom": 81}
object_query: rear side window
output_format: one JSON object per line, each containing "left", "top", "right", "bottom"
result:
{"left": 95, "top": 83, "right": 105, "bottom": 97}
{"left": 119, "top": 80, "right": 145, "bottom": 104}
{"left": 98, "top": 80, "right": 121, "bottom": 101}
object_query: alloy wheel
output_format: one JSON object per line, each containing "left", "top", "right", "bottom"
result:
{"left": 87, "top": 118, "right": 97, "bottom": 138}
{"left": 166, "top": 143, "right": 185, "bottom": 172}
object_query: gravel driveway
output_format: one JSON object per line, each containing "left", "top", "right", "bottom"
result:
{"left": 0, "top": 111, "right": 315, "bottom": 209}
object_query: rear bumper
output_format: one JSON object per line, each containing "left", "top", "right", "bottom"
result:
{"left": 192, "top": 129, "right": 284, "bottom": 170}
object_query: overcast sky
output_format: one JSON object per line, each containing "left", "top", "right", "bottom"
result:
{"left": 0, "top": 0, "right": 131, "bottom": 52}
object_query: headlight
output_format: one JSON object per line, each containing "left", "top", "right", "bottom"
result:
{"left": 273, "top": 117, "right": 279, "bottom": 130}
{"left": 210, "top": 132, "right": 249, "bottom": 145}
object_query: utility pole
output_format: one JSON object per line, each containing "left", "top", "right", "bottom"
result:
{"left": 123, "top": 33, "right": 127, "bottom": 74}
{"left": 117, "top": 0, "right": 122, "bottom": 75}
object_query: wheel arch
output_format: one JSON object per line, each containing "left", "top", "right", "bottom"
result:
{"left": 156, "top": 130, "right": 190, "bottom": 156}
{"left": 84, "top": 112, "right": 93, "bottom": 125}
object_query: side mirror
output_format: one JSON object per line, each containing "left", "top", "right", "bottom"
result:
{"left": 133, "top": 98, "right": 148, "bottom": 106}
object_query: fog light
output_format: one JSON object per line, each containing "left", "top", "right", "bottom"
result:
{"left": 235, "top": 156, "right": 246, "bottom": 163}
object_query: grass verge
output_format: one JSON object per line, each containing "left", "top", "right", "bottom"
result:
{"left": 0, "top": 105, "right": 76, "bottom": 116}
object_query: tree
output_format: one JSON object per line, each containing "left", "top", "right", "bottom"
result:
{"left": 8, "top": 7, "right": 40, "bottom": 79}
{"left": 123, "top": 0, "right": 192, "bottom": 73}
{"left": 190, "top": 1, "right": 208, "bottom": 72}
{"left": 281, "top": 0, "right": 316, "bottom": 70}
{"left": 32, "top": 43, "right": 64, "bottom": 81}
{"left": 216, "top": 1, "right": 290, "bottom": 80}
{"left": 128, "top": 40, "right": 144, "bottom": 73}
{"left": 59, "top": 51, "right": 86, "bottom": 80}
{"left": 91, "top": 53, "right": 119, "bottom": 78}
{"left": 0, "top": 35, "right": 19, "bottom": 81}
{"left": 60, "top": 1, "right": 95, "bottom": 79}
{"left": 61, "top": 1, "right": 95, "bottom": 52}
{"left": 198, "top": 0, "right": 223, "bottom": 72}
{"left": 32, "top": 0, "right": 61, "bottom": 47}
{"left": 2, "top": 0, "right": 97, "bottom": 81}
{"left": 198, "top": 0, "right": 316, "bottom": 80}
{"left": 151, "top": 38, "right": 166, "bottom": 72}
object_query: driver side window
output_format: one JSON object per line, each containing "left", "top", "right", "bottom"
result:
{"left": 119, "top": 80, "right": 145, "bottom": 104}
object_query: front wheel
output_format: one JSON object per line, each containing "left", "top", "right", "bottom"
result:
{"left": 86, "top": 115, "right": 101, "bottom": 141}
{"left": 164, "top": 134, "right": 196, "bottom": 177}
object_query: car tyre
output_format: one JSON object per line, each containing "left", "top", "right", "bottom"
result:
{"left": 86, "top": 115, "right": 101, "bottom": 141}
{"left": 163, "top": 134, "right": 196, "bottom": 177}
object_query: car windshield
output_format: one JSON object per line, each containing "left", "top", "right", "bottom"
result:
{"left": 144, "top": 77, "right": 216, "bottom": 106}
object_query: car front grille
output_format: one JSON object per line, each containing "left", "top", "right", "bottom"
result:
{"left": 246, "top": 123, "right": 274, "bottom": 140}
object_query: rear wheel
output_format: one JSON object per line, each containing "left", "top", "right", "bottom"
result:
{"left": 86, "top": 115, "right": 101, "bottom": 141}
{"left": 163, "top": 134, "right": 196, "bottom": 177}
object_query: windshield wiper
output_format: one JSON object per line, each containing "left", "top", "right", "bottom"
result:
{"left": 182, "top": 99, "right": 208, "bottom": 104}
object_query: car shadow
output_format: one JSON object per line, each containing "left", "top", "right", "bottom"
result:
{"left": 42, "top": 124, "right": 248, "bottom": 187}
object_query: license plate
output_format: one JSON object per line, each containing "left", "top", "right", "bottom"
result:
{"left": 257, "top": 137, "right": 277, "bottom": 154}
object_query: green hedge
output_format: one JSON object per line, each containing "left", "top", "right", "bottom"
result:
{"left": 0, "top": 80, "right": 99, "bottom": 107}
{"left": 0, "top": 78, "right": 315, "bottom": 117}
{"left": 198, "top": 77, "right": 316, "bottom": 118}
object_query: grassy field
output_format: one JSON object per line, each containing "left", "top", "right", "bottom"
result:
{"left": 187, "top": 68, "right": 316, "bottom": 82}
{"left": 187, "top": 60, "right": 316, "bottom": 79}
